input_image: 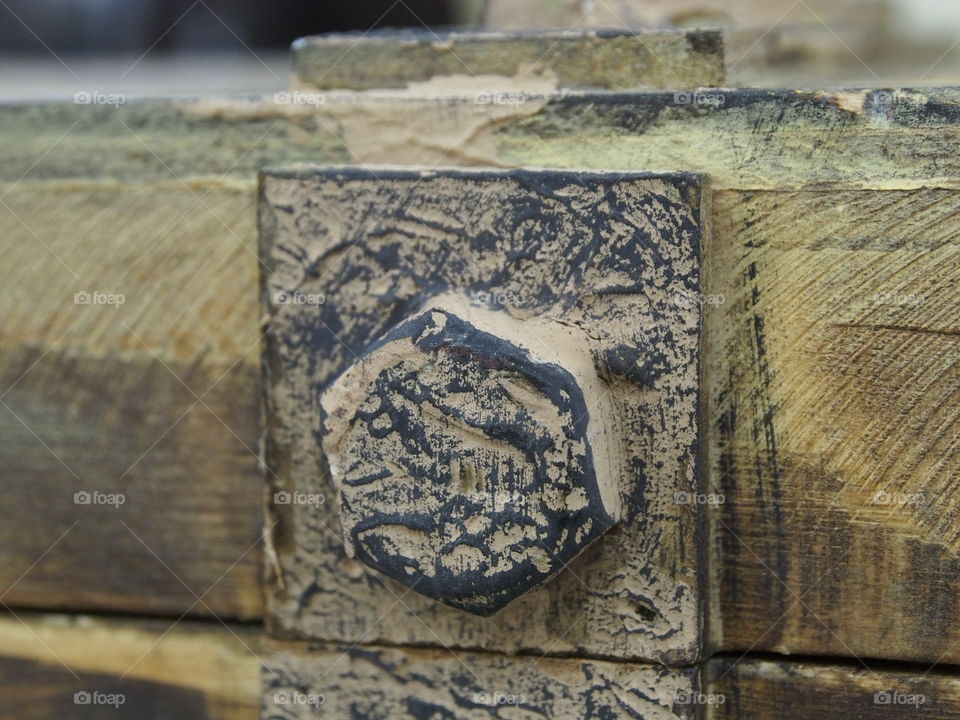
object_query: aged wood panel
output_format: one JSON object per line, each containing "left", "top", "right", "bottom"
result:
{"left": 8, "top": 89, "right": 960, "bottom": 188}
{"left": 0, "top": 612, "right": 258, "bottom": 720}
{"left": 0, "top": 96, "right": 544, "bottom": 618}
{"left": 705, "top": 188, "right": 960, "bottom": 665}
{"left": 6, "top": 85, "right": 960, "bottom": 655}
{"left": 262, "top": 639, "right": 701, "bottom": 720}
{"left": 0, "top": 101, "right": 347, "bottom": 181}
{"left": 261, "top": 642, "right": 960, "bottom": 719}
{"left": 292, "top": 29, "right": 725, "bottom": 91}
{"left": 260, "top": 167, "right": 706, "bottom": 664}
{"left": 0, "top": 181, "right": 263, "bottom": 618}
{"left": 707, "top": 657, "right": 960, "bottom": 719}
{"left": 496, "top": 88, "right": 960, "bottom": 190}
{"left": 243, "top": 89, "right": 960, "bottom": 665}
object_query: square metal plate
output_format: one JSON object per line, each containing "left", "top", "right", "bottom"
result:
{"left": 260, "top": 166, "right": 705, "bottom": 664}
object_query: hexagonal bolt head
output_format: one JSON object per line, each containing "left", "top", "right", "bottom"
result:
{"left": 321, "top": 293, "right": 623, "bottom": 616}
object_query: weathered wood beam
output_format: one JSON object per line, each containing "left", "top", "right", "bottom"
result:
{"left": 0, "top": 611, "right": 258, "bottom": 720}
{"left": 262, "top": 639, "right": 701, "bottom": 720}
{"left": 291, "top": 29, "right": 725, "bottom": 91}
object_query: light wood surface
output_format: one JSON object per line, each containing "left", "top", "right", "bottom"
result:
{"left": 0, "top": 612, "right": 259, "bottom": 720}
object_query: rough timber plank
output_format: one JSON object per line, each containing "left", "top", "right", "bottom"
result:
{"left": 260, "top": 167, "right": 706, "bottom": 664}
{"left": 262, "top": 639, "right": 701, "bottom": 720}
{"left": 0, "top": 100, "right": 347, "bottom": 181}
{"left": 0, "top": 97, "right": 543, "bottom": 180}
{"left": 0, "top": 96, "right": 544, "bottom": 618}
{"left": 704, "top": 189, "right": 960, "bottom": 665}
{"left": 0, "top": 612, "right": 258, "bottom": 720}
{"left": 707, "top": 657, "right": 960, "bottom": 719}
{"left": 0, "top": 181, "right": 263, "bottom": 618}
{"left": 292, "top": 29, "right": 725, "bottom": 91}
{"left": 495, "top": 88, "right": 960, "bottom": 190}
{"left": 7, "top": 86, "right": 960, "bottom": 652}
{"left": 8, "top": 89, "right": 960, "bottom": 188}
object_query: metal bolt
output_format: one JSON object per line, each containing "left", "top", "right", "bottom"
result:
{"left": 321, "top": 293, "right": 621, "bottom": 616}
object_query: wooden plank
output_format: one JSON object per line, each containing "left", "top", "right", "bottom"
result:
{"left": 0, "top": 101, "right": 347, "bottom": 182}
{"left": 8, "top": 89, "right": 960, "bottom": 189}
{"left": 292, "top": 29, "right": 725, "bottom": 91}
{"left": 704, "top": 188, "right": 960, "bottom": 665}
{"left": 238, "top": 89, "right": 959, "bottom": 664}
{"left": 0, "top": 181, "right": 263, "bottom": 618}
{"left": 0, "top": 95, "right": 543, "bottom": 618}
{"left": 6, "top": 85, "right": 960, "bottom": 655}
{"left": 0, "top": 97, "right": 545, "bottom": 181}
{"left": 262, "top": 639, "right": 701, "bottom": 720}
{"left": 707, "top": 657, "right": 960, "bottom": 719}
{"left": 260, "top": 642, "right": 960, "bottom": 719}
{"left": 0, "top": 611, "right": 258, "bottom": 720}
{"left": 495, "top": 88, "right": 960, "bottom": 190}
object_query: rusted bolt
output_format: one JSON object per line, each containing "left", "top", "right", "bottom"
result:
{"left": 321, "top": 293, "right": 622, "bottom": 616}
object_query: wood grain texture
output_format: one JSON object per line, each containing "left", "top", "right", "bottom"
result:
{"left": 496, "top": 88, "right": 960, "bottom": 190}
{"left": 0, "top": 95, "right": 544, "bottom": 617}
{"left": 706, "top": 189, "right": 960, "bottom": 664}
{"left": 262, "top": 639, "right": 701, "bottom": 720}
{"left": 260, "top": 167, "right": 705, "bottom": 663}
{"left": 0, "top": 101, "right": 347, "bottom": 181}
{"left": 0, "top": 612, "right": 258, "bottom": 720}
{"left": 707, "top": 657, "right": 960, "bottom": 719}
{"left": 9, "top": 89, "right": 960, "bottom": 188}
{"left": 0, "top": 181, "right": 263, "bottom": 618}
{"left": 292, "top": 29, "right": 725, "bottom": 91}
{"left": 7, "top": 83, "right": 960, "bottom": 662}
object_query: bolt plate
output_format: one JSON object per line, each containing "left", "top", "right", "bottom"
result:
{"left": 260, "top": 166, "right": 705, "bottom": 663}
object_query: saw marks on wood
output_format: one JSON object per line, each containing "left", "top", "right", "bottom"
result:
{"left": 0, "top": 181, "right": 263, "bottom": 618}
{"left": 707, "top": 189, "right": 960, "bottom": 663}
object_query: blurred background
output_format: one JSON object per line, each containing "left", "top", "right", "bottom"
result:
{"left": 1, "top": 0, "right": 960, "bottom": 98}
{"left": 0, "top": 0, "right": 482, "bottom": 98}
